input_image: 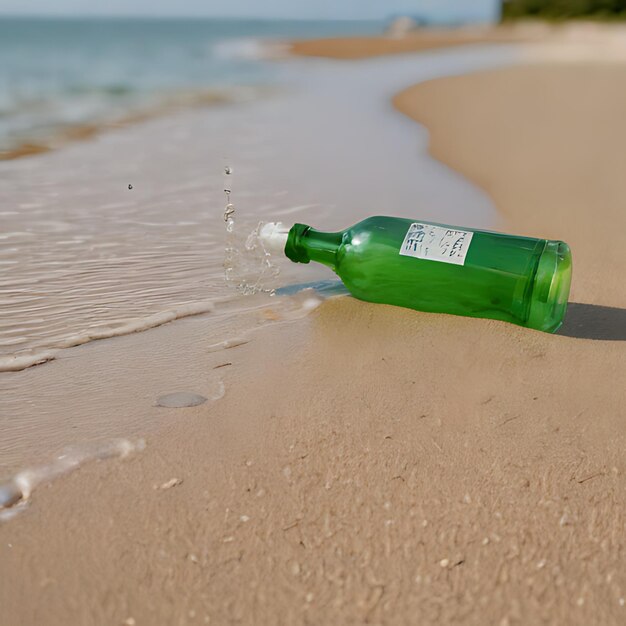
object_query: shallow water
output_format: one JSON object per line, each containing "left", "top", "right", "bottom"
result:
{"left": 0, "top": 44, "right": 522, "bottom": 490}
{"left": 0, "top": 45, "right": 519, "bottom": 372}
{"left": 0, "top": 17, "right": 381, "bottom": 154}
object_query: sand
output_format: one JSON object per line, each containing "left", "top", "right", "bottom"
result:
{"left": 2, "top": 50, "right": 626, "bottom": 626}
{"left": 394, "top": 64, "right": 626, "bottom": 309}
{"left": 288, "top": 24, "right": 558, "bottom": 59}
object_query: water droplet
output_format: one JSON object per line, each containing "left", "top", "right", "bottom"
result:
{"left": 224, "top": 203, "right": 235, "bottom": 223}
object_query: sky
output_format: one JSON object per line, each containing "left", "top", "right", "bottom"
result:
{"left": 0, "top": 0, "right": 500, "bottom": 22}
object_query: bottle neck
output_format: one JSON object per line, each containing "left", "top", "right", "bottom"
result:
{"left": 285, "top": 224, "right": 343, "bottom": 270}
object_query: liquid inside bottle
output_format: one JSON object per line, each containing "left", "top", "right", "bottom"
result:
{"left": 261, "top": 216, "right": 572, "bottom": 333}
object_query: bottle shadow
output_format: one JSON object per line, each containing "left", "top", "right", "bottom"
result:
{"left": 557, "top": 302, "right": 626, "bottom": 341}
{"left": 277, "top": 284, "right": 625, "bottom": 342}
{"left": 276, "top": 279, "right": 349, "bottom": 298}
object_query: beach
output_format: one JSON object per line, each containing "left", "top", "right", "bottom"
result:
{"left": 289, "top": 24, "right": 540, "bottom": 58}
{"left": 1, "top": 27, "right": 626, "bottom": 625}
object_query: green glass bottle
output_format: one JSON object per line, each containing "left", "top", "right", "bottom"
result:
{"left": 260, "top": 216, "right": 572, "bottom": 332}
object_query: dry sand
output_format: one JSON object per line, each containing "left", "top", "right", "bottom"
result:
{"left": 2, "top": 56, "right": 626, "bottom": 626}
{"left": 289, "top": 27, "right": 534, "bottom": 59}
{"left": 291, "top": 22, "right": 626, "bottom": 64}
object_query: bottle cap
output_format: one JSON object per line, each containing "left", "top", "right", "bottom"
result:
{"left": 259, "top": 222, "right": 290, "bottom": 255}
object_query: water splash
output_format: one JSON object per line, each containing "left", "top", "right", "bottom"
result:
{"left": 222, "top": 164, "right": 282, "bottom": 295}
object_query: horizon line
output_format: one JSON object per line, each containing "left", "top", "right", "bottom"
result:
{"left": 0, "top": 13, "right": 388, "bottom": 22}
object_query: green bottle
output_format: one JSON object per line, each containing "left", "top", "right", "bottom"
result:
{"left": 260, "top": 216, "right": 572, "bottom": 332}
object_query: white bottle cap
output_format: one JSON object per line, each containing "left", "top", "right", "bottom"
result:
{"left": 259, "top": 222, "right": 290, "bottom": 255}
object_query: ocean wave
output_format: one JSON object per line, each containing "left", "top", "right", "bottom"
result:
{"left": 0, "top": 300, "right": 217, "bottom": 372}
{"left": 0, "top": 280, "right": 346, "bottom": 373}
{"left": 211, "top": 37, "right": 290, "bottom": 61}
{"left": 0, "top": 438, "right": 145, "bottom": 522}
{"left": 0, "top": 85, "right": 267, "bottom": 159}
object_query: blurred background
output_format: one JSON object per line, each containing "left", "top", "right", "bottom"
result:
{"left": 0, "top": 1, "right": 504, "bottom": 157}
{"left": 2, "top": 1, "right": 626, "bottom": 158}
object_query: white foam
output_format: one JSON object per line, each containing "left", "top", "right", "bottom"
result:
{"left": 0, "top": 438, "right": 145, "bottom": 522}
{"left": 0, "top": 300, "right": 216, "bottom": 372}
{"left": 212, "top": 38, "right": 290, "bottom": 61}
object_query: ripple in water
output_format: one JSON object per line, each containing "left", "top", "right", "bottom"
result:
{"left": 0, "top": 160, "right": 290, "bottom": 372}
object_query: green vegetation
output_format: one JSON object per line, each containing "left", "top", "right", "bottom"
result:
{"left": 501, "top": 0, "right": 626, "bottom": 20}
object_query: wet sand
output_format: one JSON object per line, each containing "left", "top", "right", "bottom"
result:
{"left": 2, "top": 52, "right": 626, "bottom": 626}
{"left": 290, "top": 25, "right": 538, "bottom": 59}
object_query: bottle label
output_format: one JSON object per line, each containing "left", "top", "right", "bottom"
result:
{"left": 400, "top": 223, "right": 473, "bottom": 266}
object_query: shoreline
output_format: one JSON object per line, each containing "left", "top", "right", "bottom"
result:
{"left": 2, "top": 29, "right": 488, "bottom": 162}
{"left": 0, "top": 88, "right": 244, "bottom": 162}
{"left": 0, "top": 24, "right": 532, "bottom": 163}
{"left": 289, "top": 24, "right": 537, "bottom": 59}
{"left": 2, "top": 43, "right": 515, "bottom": 481}
{"left": 2, "top": 36, "right": 626, "bottom": 626}
{"left": 4, "top": 21, "right": 626, "bottom": 163}
{"left": 1, "top": 43, "right": 509, "bottom": 378}
{"left": 392, "top": 64, "right": 626, "bottom": 306}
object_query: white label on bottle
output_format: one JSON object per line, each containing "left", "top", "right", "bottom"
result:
{"left": 399, "top": 223, "right": 473, "bottom": 266}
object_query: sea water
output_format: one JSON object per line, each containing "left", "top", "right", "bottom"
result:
{"left": 0, "top": 16, "right": 380, "bottom": 155}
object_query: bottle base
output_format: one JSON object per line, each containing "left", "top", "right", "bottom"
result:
{"left": 526, "top": 241, "right": 572, "bottom": 333}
